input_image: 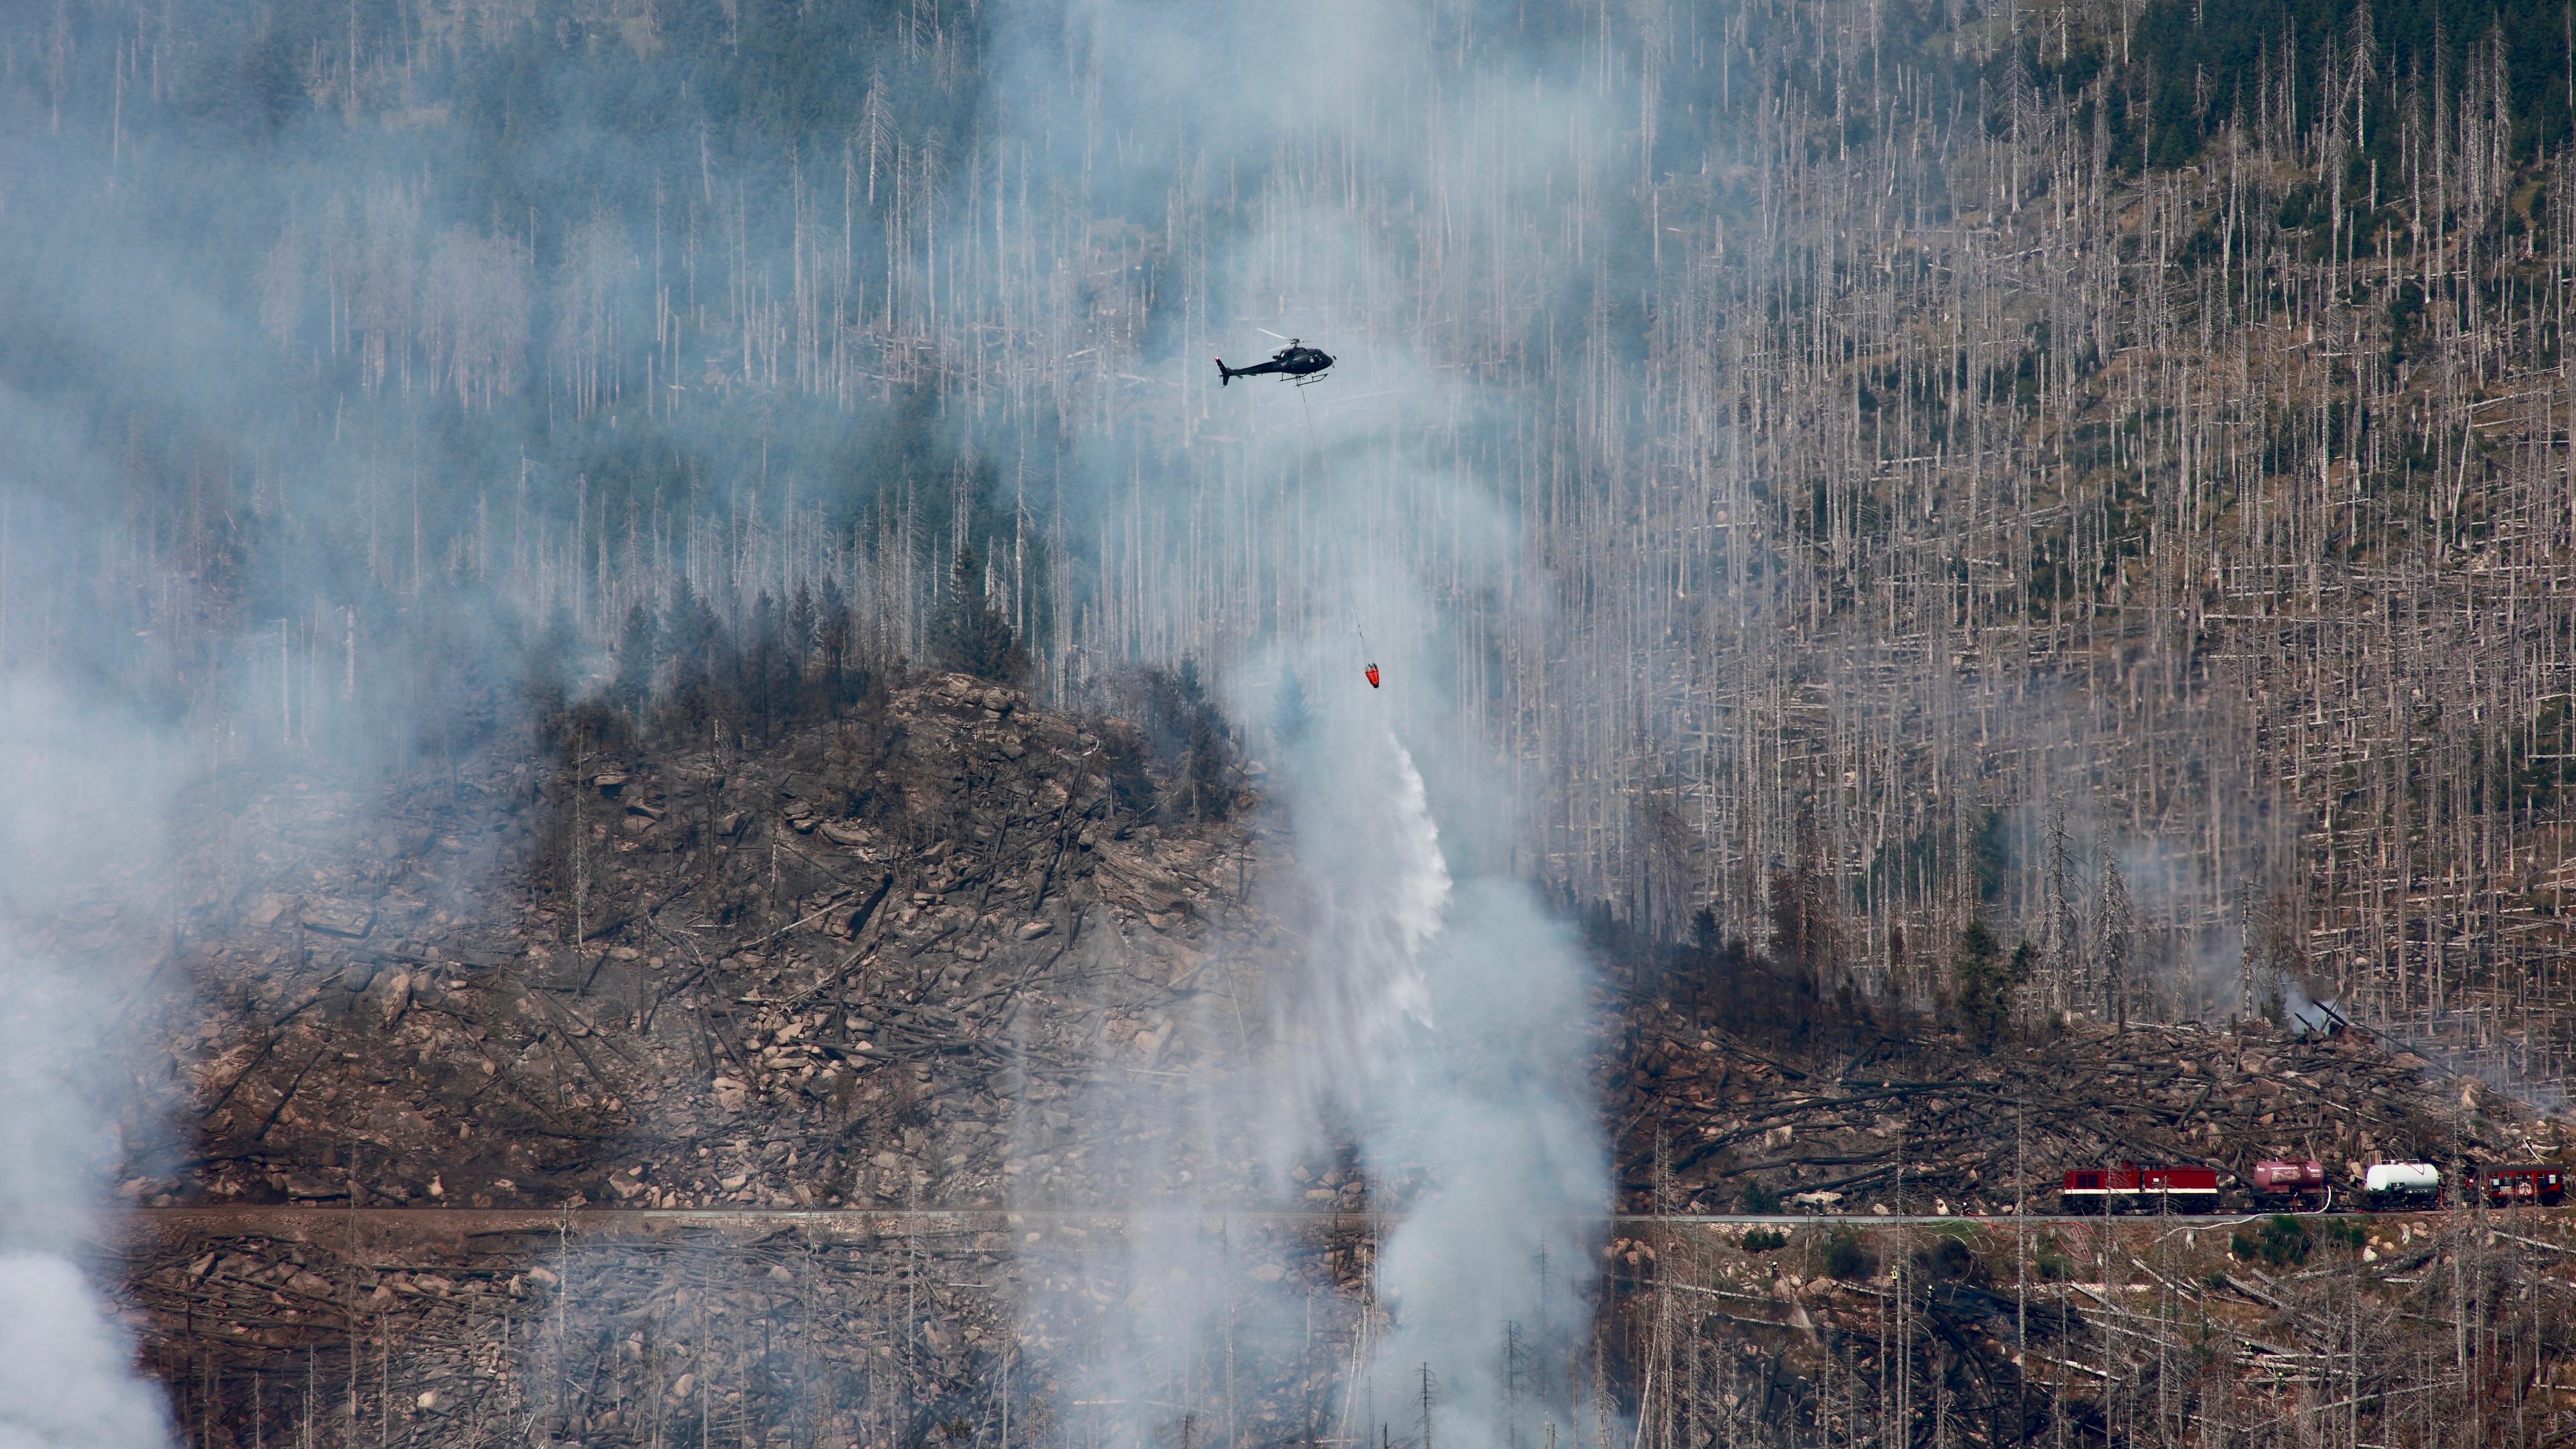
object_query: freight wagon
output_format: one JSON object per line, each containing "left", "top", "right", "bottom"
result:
{"left": 2361, "top": 1162, "right": 2443, "bottom": 1210}
{"left": 2247, "top": 1159, "right": 2328, "bottom": 1209}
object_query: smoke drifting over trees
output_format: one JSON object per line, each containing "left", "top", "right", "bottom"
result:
{"left": 15, "top": 0, "right": 2576, "bottom": 1082}
{"left": 18, "top": 0, "right": 2576, "bottom": 1443}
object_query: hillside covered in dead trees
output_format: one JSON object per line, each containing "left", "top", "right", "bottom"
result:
{"left": 145, "top": 656, "right": 2559, "bottom": 1224}
{"left": 78, "top": 654, "right": 2573, "bottom": 1449}
{"left": 14, "top": 0, "right": 2576, "bottom": 1080}
{"left": 19, "top": 1, "right": 2576, "bottom": 1447}
{"left": 161, "top": 665, "right": 1264, "bottom": 1218}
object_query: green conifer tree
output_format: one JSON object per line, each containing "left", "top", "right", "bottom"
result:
{"left": 934, "top": 542, "right": 1024, "bottom": 682}
{"left": 1952, "top": 920, "right": 2017, "bottom": 1051}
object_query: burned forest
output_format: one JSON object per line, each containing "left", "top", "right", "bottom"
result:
{"left": 15, "top": 1, "right": 2576, "bottom": 1447}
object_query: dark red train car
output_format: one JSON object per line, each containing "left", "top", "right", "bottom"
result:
{"left": 2060, "top": 1164, "right": 2222, "bottom": 1214}
{"left": 2481, "top": 1165, "right": 2567, "bottom": 1208}
{"left": 2248, "top": 1159, "right": 2328, "bottom": 1207}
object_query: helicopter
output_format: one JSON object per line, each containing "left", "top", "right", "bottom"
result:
{"left": 1216, "top": 337, "right": 1334, "bottom": 386}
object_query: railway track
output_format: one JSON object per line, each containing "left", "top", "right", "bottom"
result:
{"left": 82, "top": 1203, "right": 2563, "bottom": 1234}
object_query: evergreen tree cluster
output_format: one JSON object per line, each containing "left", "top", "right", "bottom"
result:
{"left": 556, "top": 576, "right": 881, "bottom": 753}
{"left": 1139, "top": 661, "right": 1240, "bottom": 824}
{"left": 932, "top": 543, "right": 1027, "bottom": 685}
{"left": 1083, "top": 660, "right": 1242, "bottom": 826}
{"left": 1949, "top": 920, "right": 2036, "bottom": 1053}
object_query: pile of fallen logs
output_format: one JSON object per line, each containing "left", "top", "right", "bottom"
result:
{"left": 1605, "top": 1205, "right": 2576, "bottom": 1448}
{"left": 159, "top": 674, "right": 1273, "bottom": 1220}
{"left": 1609, "top": 999, "right": 2564, "bottom": 1216}
{"left": 124, "top": 1209, "right": 1373, "bottom": 1449}
{"left": 85, "top": 669, "right": 2576, "bottom": 1449}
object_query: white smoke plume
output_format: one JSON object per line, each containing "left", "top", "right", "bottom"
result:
{"left": 0, "top": 677, "right": 185, "bottom": 1449}
{"left": 984, "top": 2, "right": 1619, "bottom": 1442}
{"left": 0, "top": 0, "right": 1642, "bottom": 1438}
{"left": 0, "top": 1254, "right": 171, "bottom": 1449}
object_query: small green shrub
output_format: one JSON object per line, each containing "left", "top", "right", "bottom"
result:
{"left": 1739, "top": 1180, "right": 1784, "bottom": 1214}
{"left": 1739, "top": 1226, "right": 1789, "bottom": 1252}
{"left": 2231, "top": 1214, "right": 2313, "bottom": 1268}
{"left": 1912, "top": 1236, "right": 1979, "bottom": 1282}
{"left": 1821, "top": 1228, "right": 1876, "bottom": 1281}
{"left": 2033, "top": 1238, "right": 2075, "bottom": 1281}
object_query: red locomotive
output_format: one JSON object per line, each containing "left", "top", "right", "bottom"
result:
{"left": 2247, "top": 1159, "right": 2328, "bottom": 1208}
{"left": 2481, "top": 1165, "right": 2567, "bottom": 1207}
{"left": 2059, "top": 1163, "right": 2222, "bottom": 1214}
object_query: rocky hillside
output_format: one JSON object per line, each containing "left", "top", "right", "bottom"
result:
{"left": 1612, "top": 991, "right": 2566, "bottom": 1218}
{"left": 107, "top": 672, "right": 1368, "bottom": 1449}
{"left": 162, "top": 673, "right": 1273, "bottom": 1217}
{"left": 84, "top": 669, "right": 2576, "bottom": 1448}
{"left": 140, "top": 668, "right": 2564, "bottom": 1222}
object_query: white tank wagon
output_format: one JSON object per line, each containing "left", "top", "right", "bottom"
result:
{"left": 2362, "top": 1161, "right": 2443, "bottom": 1210}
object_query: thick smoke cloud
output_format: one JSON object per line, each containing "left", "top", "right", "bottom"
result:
{"left": 0, "top": 1254, "right": 170, "bottom": 1449}
{"left": 0, "top": 672, "right": 186, "bottom": 1447}
{"left": 1, "top": 0, "right": 1640, "bottom": 1438}
{"left": 981, "top": 1, "right": 1617, "bottom": 1442}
